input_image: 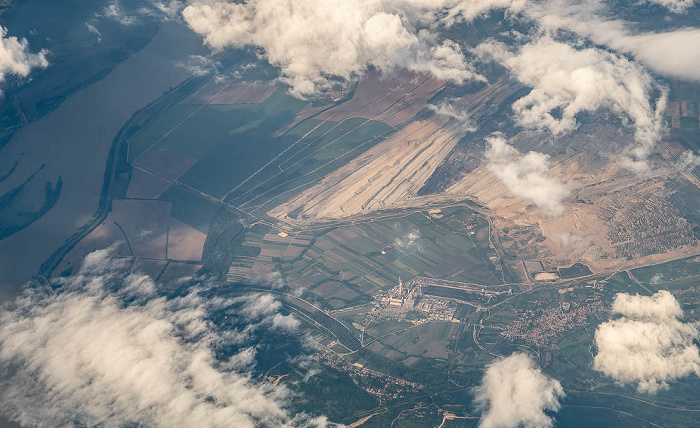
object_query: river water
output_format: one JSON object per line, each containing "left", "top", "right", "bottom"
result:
{"left": 0, "top": 22, "right": 205, "bottom": 295}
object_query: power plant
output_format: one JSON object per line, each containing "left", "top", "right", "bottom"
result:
{"left": 386, "top": 277, "right": 423, "bottom": 309}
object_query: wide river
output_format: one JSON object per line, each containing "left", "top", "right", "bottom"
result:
{"left": 0, "top": 22, "right": 205, "bottom": 297}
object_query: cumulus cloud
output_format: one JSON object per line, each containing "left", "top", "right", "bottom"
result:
{"left": 616, "top": 29, "right": 700, "bottom": 82}
{"left": 485, "top": 135, "right": 570, "bottom": 215}
{"left": 238, "top": 293, "right": 282, "bottom": 318}
{"left": 153, "top": 1, "right": 186, "bottom": 18}
{"left": 532, "top": 0, "right": 700, "bottom": 82}
{"left": 179, "top": 54, "right": 220, "bottom": 76}
{"left": 594, "top": 290, "right": 700, "bottom": 393}
{"left": 181, "top": 0, "right": 495, "bottom": 97}
{"left": 474, "top": 352, "right": 565, "bottom": 428}
{"left": 270, "top": 313, "right": 301, "bottom": 333}
{"left": 676, "top": 150, "right": 700, "bottom": 172}
{"left": 228, "top": 293, "right": 301, "bottom": 340}
{"left": 430, "top": 99, "right": 477, "bottom": 133}
{"left": 429, "top": 0, "right": 527, "bottom": 25}
{"left": 392, "top": 223, "right": 423, "bottom": 252}
{"left": 248, "top": 271, "right": 287, "bottom": 289}
{"left": 104, "top": 0, "right": 137, "bottom": 25}
{"left": 556, "top": 232, "right": 583, "bottom": 247}
{"left": 0, "top": 26, "right": 48, "bottom": 93}
{"left": 0, "top": 249, "right": 310, "bottom": 428}
{"left": 476, "top": 36, "right": 666, "bottom": 171}
{"left": 649, "top": 273, "right": 664, "bottom": 285}
{"left": 394, "top": 231, "right": 422, "bottom": 251}
{"left": 135, "top": 1, "right": 184, "bottom": 19}
{"left": 647, "top": 0, "right": 696, "bottom": 13}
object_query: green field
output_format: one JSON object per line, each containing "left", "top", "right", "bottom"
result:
{"left": 631, "top": 254, "right": 700, "bottom": 285}
{"left": 127, "top": 87, "right": 395, "bottom": 205}
{"left": 130, "top": 89, "right": 309, "bottom": 198}
{"left": 126, "top": 83, "right": 396, "bottom": 237}
{"left": 244, "top": 251, "right": 700, "bottom": 427}
{"left": 158, "top": 186, "right": 219, "bottom": 233}
{"left": 122, "top": 67, "right": 700, "bottom": 428}
{"left": 277, "top": 207, "right": 502, "bottom": 298}
{"left": 230, "top": 117, "right": 394, "bottom": 215}
{"left": 377, "top": 322, "right": 460, "bottom": 360}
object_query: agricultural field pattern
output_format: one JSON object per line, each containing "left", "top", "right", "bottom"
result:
{"left": 0, "top": 1, "right": 700, "bottom": 428}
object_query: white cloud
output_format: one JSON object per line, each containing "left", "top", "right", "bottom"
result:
{"left": 429, "top": 0, "right": 527, "bottom": 25}
{"left": 136, "top": 1, "right": 184, "bottom": 19}
{"left": 0, "top": 249, "right": 309, "bottom": 428}
{"left": 474, "top": 352, "right": 565, "bottom": 428}
{"left": 393, "top": 229, "right": 422, "bottom": 252}
{"left": 533, "top": 1, "right": 700, "bottom": 82}
{"left": 476, "top": 36, "right": 667, "bottom": 171}
{"left": 85, "top": 22, "right": 103, "bottom": 42}
{"left": 485, "top": 135, "right": 570, "bottom": 215}
{"left": 676, "top": 150, "right": 700, "bottom": 172}
{"left": 0, "top": 26, "right": 48, "bottom": 92}
{"left": 248, "top": 271, "right": 287, "bottom": 289}
{"left": 430, "top": 99, "right": 477, "bottom": 133}
{"left": 104, "top": 0, "right": 137, "bottom": 25}
{"left": 271, "top": 313, "right": 301, "bottom": 333}
{"left": 224, "top": 347, "right": 258, "bottom": 371}
{"left": 154, "top": 1, "right": 186, "bottom": 18}
{"left": 181, "top": 0, "right": 492, "bottom": 97}
{"left": 234, "top": 293, "right": 300, "bottom": 334}
{"left": 649, "top": 273, "right": 664, "bottom": 285}
{"left": 619, "top": 29, "right": 700, "bottom": 82}
{"left": 594, "top": 290, "right": 700, "bottom": 393}
{"left": 556, "top": 232, "right": 583, "bottom": 247}
{"left": 647, "top": 0, "right": 696, "bottom": 13}
{"left": 238, "top": 293, "right": 282, "bottom": 319}
{"left": 179, "top": 54, "right": 219, "bottom": 76}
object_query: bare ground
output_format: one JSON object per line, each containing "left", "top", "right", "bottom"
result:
{"left": 269, "top": 118, "right": 460, "bottom": 221}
